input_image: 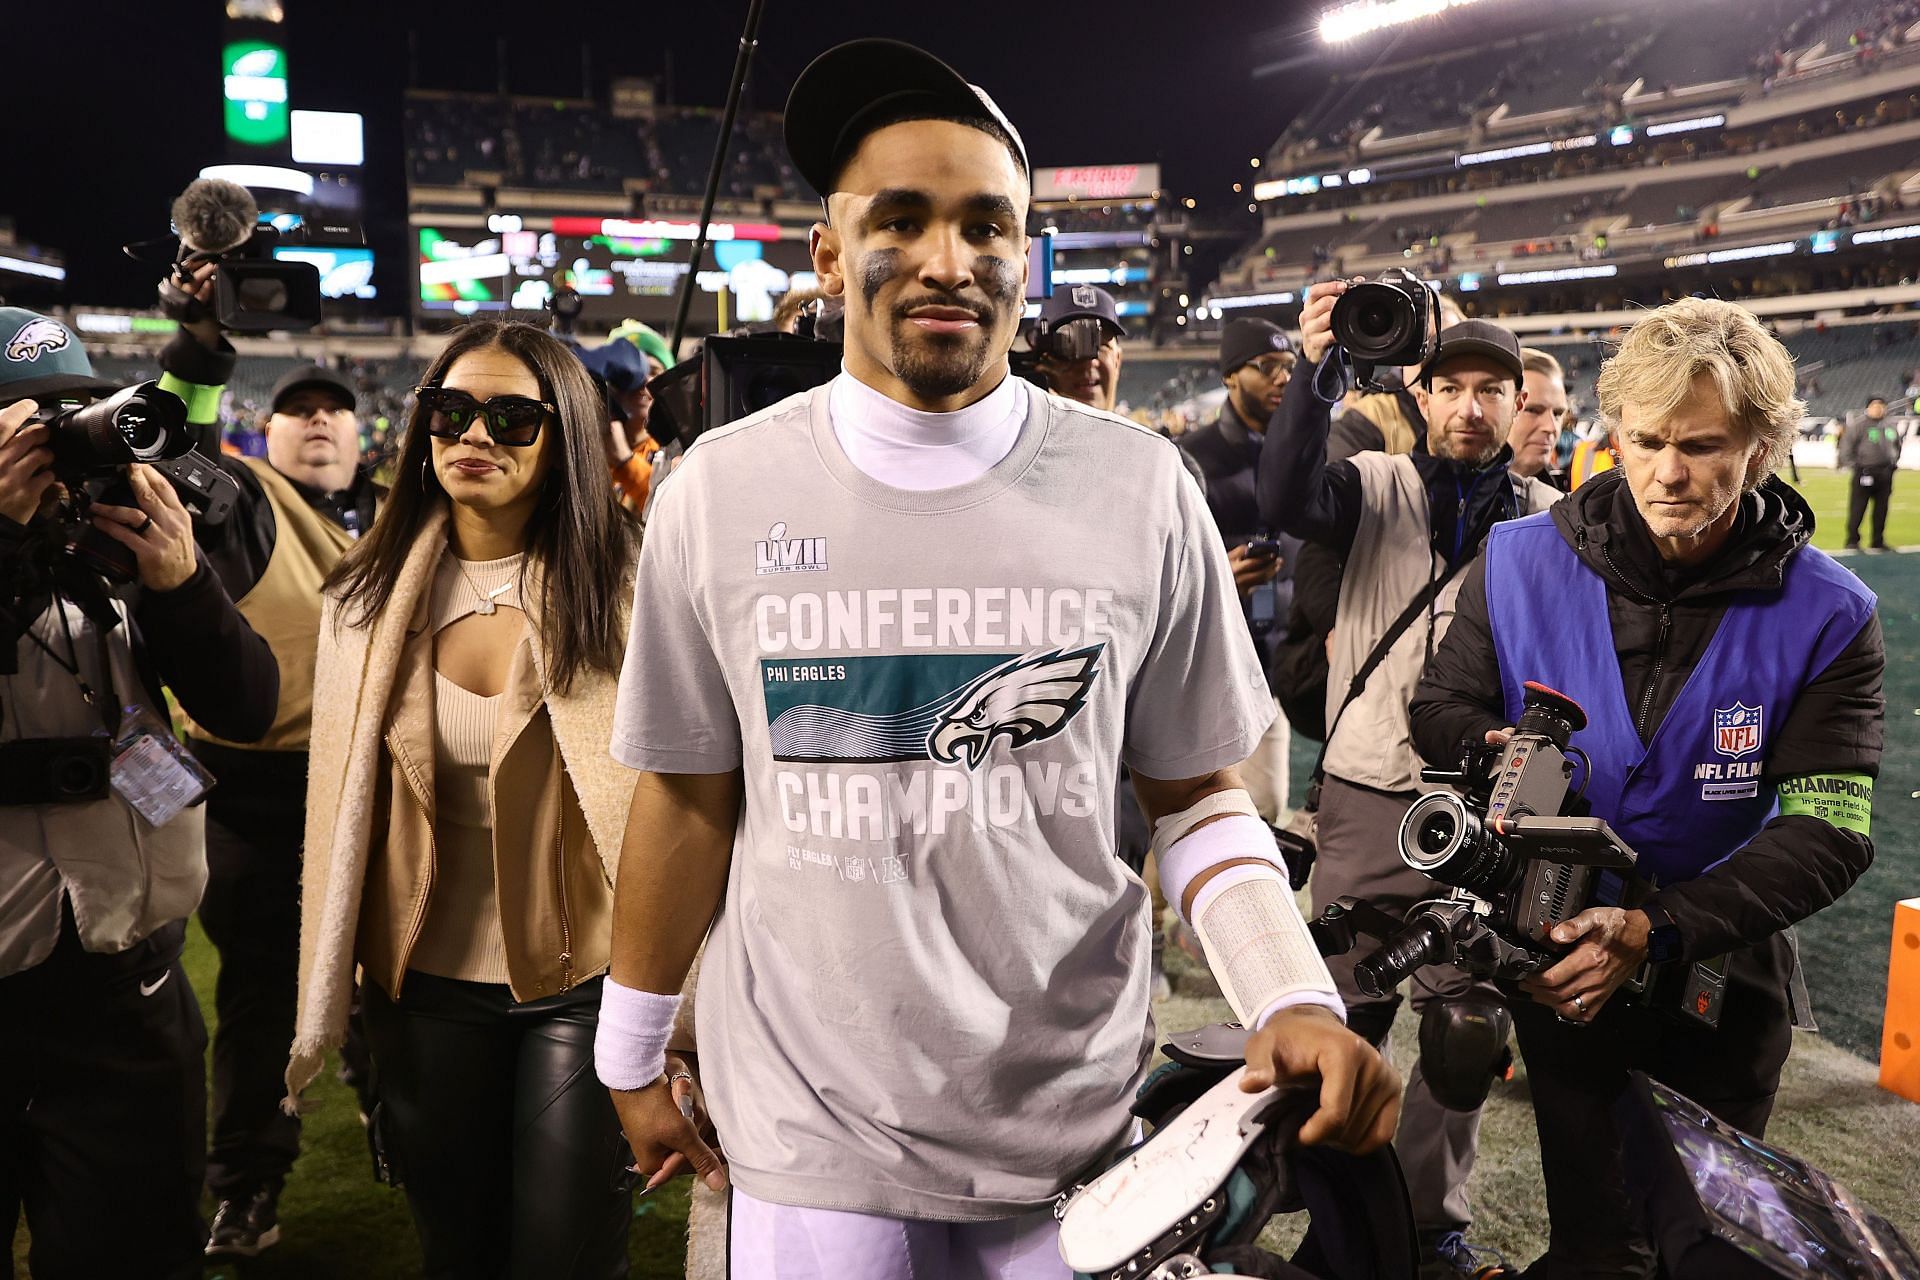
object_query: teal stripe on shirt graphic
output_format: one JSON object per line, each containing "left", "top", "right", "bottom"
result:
{"left": 762, "top": 646, "right": 1103, "bottom": 767}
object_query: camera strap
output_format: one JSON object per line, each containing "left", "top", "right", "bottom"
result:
{"left": 1303, "top": 552, "right": 1472, "bottom": 813}
{"left": 0, "top": 593, "right": 121, "bottom": 736}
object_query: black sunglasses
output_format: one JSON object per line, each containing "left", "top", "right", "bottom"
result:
{"left": 414, "top": 385, "right": 554, "bottom": 447}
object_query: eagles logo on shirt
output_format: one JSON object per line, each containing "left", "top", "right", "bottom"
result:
{"left": 763, "top": 645, "right": 1103, "bottom": 768}
{"left": 927, "top": 648, "right": 1101, "bottom": 769}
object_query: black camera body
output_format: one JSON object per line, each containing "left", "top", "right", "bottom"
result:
{"left": 643, "top": 333, "right": 843, "bottom": 451}
{"left": 198, "top": 223, "right": 325, "bottom": 334}
{"left": 0, "top": 736, "right": 112, "bottom": 806}
{"left": 28, "top": 382, "right": 237, "bottom": 582}
{"left": 1311, "top": 681, "right": 1643, "bottom": 998}
{"left": 1330, "top": 266, "right": 1442, "bottom": 392}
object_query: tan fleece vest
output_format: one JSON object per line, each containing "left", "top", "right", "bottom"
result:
{"left": 188, "top": 458, "right": 354, "bottom": 752}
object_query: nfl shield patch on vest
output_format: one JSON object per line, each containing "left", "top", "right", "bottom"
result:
{"left": 1713, "top": 703, "right": 1763, "bottom": 759}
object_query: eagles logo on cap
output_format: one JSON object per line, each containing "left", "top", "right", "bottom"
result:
{"left": 6, "top": 318, "right": 71, "bottom": 364}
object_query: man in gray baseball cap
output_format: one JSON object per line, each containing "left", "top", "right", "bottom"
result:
{"left": 1028, "top": 283, "right": 1127, "bottom": 412}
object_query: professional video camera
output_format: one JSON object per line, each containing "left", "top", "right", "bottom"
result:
{"left": 136, "top": 178, "right": 327, "bottom": 333}
{"left": 1329, "top": 266, "right": 1441, "bottom": 393}
{"left": 643, "top": 330, "right": 843, "bottom": 451}
{"left": 1311, "top": 681, "right": 1645, "bottom": 1000}
{"left": 22, "top": 383, "right": 236, "bottom": 583}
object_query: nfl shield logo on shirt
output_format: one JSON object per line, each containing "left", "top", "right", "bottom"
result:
{"left": 1713, "top": 702, "right": 1763, "bottom": 759}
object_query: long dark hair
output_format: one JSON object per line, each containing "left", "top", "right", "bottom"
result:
{"left": 326, "top": 320, "right": 639, "bottom": 691}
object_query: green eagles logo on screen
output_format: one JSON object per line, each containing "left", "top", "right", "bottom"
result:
{"left": 763, "top": 646, "right": 1102, "bottom": 769}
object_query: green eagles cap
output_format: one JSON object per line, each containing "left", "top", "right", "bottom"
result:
{"left": 0, "top": 308, "right": 119, "bottom": 406}
{"left": 608, "top": 319, "right": 675, "bottom": 371}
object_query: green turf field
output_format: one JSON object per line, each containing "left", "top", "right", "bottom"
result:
{"left": 1789, "top": 465, "right": 1920, "bottom": 552}
{"left": 13, "top": 467, "right": 1919, "bottom": 1276}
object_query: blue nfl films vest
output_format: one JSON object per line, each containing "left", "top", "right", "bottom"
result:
{"left": 1483, "top": 513, "right": 1875, "bottom": 887}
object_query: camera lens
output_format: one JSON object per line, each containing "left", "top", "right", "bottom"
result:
{"left": 1354, "top": 298, "right": 1399, "bottom": 342}
{"left": 52, "top": 752, "right": 104, "bottom": 798}
{"left": 1331, "top": 280, "right": 1420, "bottom": 363}
{"left": 1399, "top": 791, "right": 1522, "bottom": 895}
{"left": 113, "top": 404, "right": 163, "bottom": 457}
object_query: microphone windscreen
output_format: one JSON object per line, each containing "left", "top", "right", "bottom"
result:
{"left": 172, "top": 179, "right": 258, "bottom": 256}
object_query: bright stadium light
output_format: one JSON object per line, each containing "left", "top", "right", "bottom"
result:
{"left": 1320, "top": 0, "right": 1487, "bottom": 43}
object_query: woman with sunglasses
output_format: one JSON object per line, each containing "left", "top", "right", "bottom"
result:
{"left": 285, "top": 320, "right": 683, "bottom": 1277}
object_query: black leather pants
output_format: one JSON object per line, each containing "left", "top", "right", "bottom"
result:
{"left": 361, "top": 972, "right": 630, "bottom": 1279}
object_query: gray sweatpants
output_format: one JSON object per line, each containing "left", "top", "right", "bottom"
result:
{"left": 1309, "top": 774, "right": 1496, "bottom": 1231}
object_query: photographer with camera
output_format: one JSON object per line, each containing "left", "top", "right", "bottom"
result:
{"left": 1180, "top": 317, "right": 1301, "bottom": 820}
{"left": 1026, "top": 282, "right": 1125, "bottom": 412}
{"left": 0, "top": 308, "right": 278, "bottom": 1279}
{"left": 1258, "top": 278, "right": 1558, "bottom": 1276}
{"left": 1408, "top": 298, "right": 1883, "bottom": 1280}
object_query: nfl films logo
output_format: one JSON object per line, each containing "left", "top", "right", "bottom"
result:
{"left": 1713, "top": 702, "right": 1763, "bottom": 759}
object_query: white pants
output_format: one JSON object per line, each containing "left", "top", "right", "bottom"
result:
{"left": 728, "top": 1187, "right": 1069, "bottom": 1279}
{"left": 1240, "top": 697, "right": 1292, "bottom": 821}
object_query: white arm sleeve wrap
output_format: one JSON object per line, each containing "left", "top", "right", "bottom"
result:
{"left": 1191, "top": 863, "right": 1346, "bottom": 1028}
{"left": 1155, "top": 800, "right": 1289, "bottom": 925}
{"left": 594, "top": 978, "right": 683, "bottom": 1090}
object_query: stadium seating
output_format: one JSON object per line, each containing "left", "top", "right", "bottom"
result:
{"left": 1741, "top": 135, "right": 1920, "bottom": 208}
{"left": 403, "top": 93, "right": 807, "bottom": 201}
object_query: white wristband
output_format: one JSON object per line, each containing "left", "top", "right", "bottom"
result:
{"left": 1159, "top": 812, "right": 1285, "bottom": 925}
{"left": 595, "top": 977, "right": 683, "bottom": 1091}
{"left": 1190, "top": 863, "right": 1345, "bottom": 1028}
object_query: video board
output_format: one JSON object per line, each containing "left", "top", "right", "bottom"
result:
{"left": 415, "top": 217, "right": 814, "bottom": 325}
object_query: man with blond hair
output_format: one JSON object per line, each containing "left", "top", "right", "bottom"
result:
{"left": 1411, "top": 297, "right": 1884, "bottom": 1279}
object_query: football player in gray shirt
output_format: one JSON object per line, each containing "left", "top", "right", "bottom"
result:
{"left": 593, "top": 40, "right": 1400, "bottom": 1275}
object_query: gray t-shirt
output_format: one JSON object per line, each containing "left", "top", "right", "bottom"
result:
{"left": 611, "top": 375, "right": 1272, "bottom": 1220}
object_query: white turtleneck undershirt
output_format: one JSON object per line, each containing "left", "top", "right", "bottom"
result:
{"left": 826, "top": 367, "right": 1026, "bottom": 491}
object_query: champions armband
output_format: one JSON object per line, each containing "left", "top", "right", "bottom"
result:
{"left": 1777, "top": 772, "right": 1873, "bottom": 835}
{"left": 1191, "top": 863, "right": 1345, "bottom": 1028}
{"left": 594, "top": 978, "right": 682, "bottom": 1091}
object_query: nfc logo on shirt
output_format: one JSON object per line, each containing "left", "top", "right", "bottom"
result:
{"left": 1713, "top": 702, "right": 1763, "bottom": 759}
{"left": 755, "top": 522, "right": 829, "bottom": 575}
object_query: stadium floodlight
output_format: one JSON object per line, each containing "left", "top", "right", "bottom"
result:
{"left": 1320, "top": 0, "right": 1487, "bottom": 43}
{"left": 197, "top": 163, "right": 314, "bottom": 196}
{"left": 1664, "top": 241, "right": 1797, "bottom": 268}
{"left": 1644, "top": 114, "right": 1725, "bottom": 138}
{"left": 1494, "top": 265, "right": 1618, "bottom": 286}
{"left": 1213, "top": 291, "right": 1298, "bottom": 308}
{"left": 1852, "top": 223, "right": 1920, "bottom": 245}
{"left": 0, "top": 255, "right": 67, "bottom": 281}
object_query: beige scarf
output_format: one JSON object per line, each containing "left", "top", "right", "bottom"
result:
{"left": 285, "top": 505, "right": 638, "bottom": 1105}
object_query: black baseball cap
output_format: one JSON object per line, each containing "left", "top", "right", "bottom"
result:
{"left": 784, "top": 39, "right": 1030, "bottom": 201}
{"left": 1417, "top": 319, "right": 1524, "bottom": 387}
{"left": 1220, "top": 318, "right": 1295, "bottom": 375}
{"left": 1037, "top": 284, "right": 1124, "bottom": 340}
{"left": 270, "top": 363, "right": 357, "bottom": 414}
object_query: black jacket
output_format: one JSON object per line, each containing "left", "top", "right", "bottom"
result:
{"left": 1409, "top": 468, "right": 1884, "bottom": 964}
{"left": 1257, "top": 352, "right": 1529, "bottom": 568}
{"left": 195, "top": 460, "right": 379, "bottom": 603}
{"left": 1180, "top": 398, "right": 1266, "bottom": 547}
{"left": 0, "top": 519, "right": 279, "bottom": 747}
